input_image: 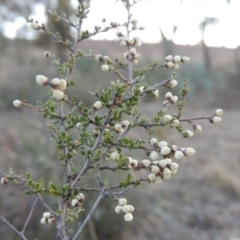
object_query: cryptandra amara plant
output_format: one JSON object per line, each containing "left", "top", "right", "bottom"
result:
{"left": 0, "top": 0, "right": 223, "bottom": 239}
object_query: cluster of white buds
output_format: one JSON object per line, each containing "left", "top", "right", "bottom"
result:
{"left": 120, "top": 36, "right": 142, "bottom": 48}
{"left": 71, "top": 193, "right": 85, "bottom": 208}
{"left": 141, "top": 157, "right": 179, "bottom": 182}
{"left": 1, "top": 177, "right": 9, "bottom": 185}
{"left": 164, "top": 55, "right": 190, "bottom": 69}
{"left": 127, "top": 157, "right": 139, "bottom": 168}
{"left": 93, "top": 101, "right": 103, "bottom": 110}
{"left": 40, "top": 212, "right": 55, "bottom": 224}
{"left": 163, "top": 91, "right": 178, "bottom": 107}
{"left": 211, "top": 109, "right": 223, "bottom": 123}
{"left": 124, "top": 47, "right": 140, "bottom": 64}
{"left": 113, "top": 120, "right": 130, "bottom": 133}
{"left": 114, "top": 198, "right": 134, "bottom": 222}
{"left": 35, "top": 75, "right": 67, "bottom": 100}
{"left": 149, "top": 138, "right": 196, "bottom": 160}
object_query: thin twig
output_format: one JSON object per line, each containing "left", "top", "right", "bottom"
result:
{"left": 21, "top": 198, "right": 38, "bottom": 234}
{"left": 72, "top": 191, "right": 105, "bottom": 240}
{"left": 0, "top": 214, "right": 27, "bottom": 240}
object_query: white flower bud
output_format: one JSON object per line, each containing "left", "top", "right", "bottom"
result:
{"left": 114, "top": 124, "right": 122, "bottom": 132}
{"left": 101, "top": 64, "right": 110, "bottom": 72}
{"left": 150, "top": 138, "right": 158, "bottom": 146}
{"left": 155, "top": 177, "right": 163, "bottom": 184}
{"left": 43, "top": 212, "right": 51, "bottom": 218}
{"left": 163, "top": 174, "right": 171, "bottom": 179}
{"left": 173, "top": 63, "right": 179, "bottom": 69}
{"left": 174, "top": 150, "right": 184, "bottom": 160}
{"left": 44, "top": 51, "right": 51, "bottom": 57}
{"left": 71, "top": 199, "right": 79, "bottom": 207}
{"left": 40, "top": 218, "right": 47, "bottom": 224}
{"left": 212, "top": 116, "right": 222, "bottom": 123}
{"left": 93, "top": 101, "right": 103, "bottom": 110}
{"left": 160, "top": 146, "right": 171, "bottom": 155}
{"left": 139, "top": 86, "right": 145, "bottom": 93}
{"left": 115, "top": 205, "right": 122, "bottom": 214}
{"left": 83, "top": 1, "right": 90, "bottom": 8}
{"left": 13, "top": 100, "right": 22, "bottom": 108}
{"left": 48, "top": 217, "right": 56, "bottom": 224}
{"left": 110, "top": 151, "right": 119, "bottom": 160}
{"left": 53, "top": 89, "right": 64, "bottom": 100}
{"left": 185, "top": 148, "right": 196, "bottom": 157}
{"left": 122, "top": 120, "right": 130, "bottom": 128}
{"left": 1, "top": 177, "right": 9, "bottom": 185}
{"left": 141, "top": 159, "right": 151, "bottom": 167}
{"left": 169, "top": 79, "right": 178, "bottom": 88}
{"left": 130, "top": 48, "right": 137, "bottom": 54}
{"left": 163, "top": 168, "right": 171, "bottom": 175}
{"left": 128, "top": 38, "right": 135, "bottom": 45}
{"left": 215, "top": 109, "right": 223, "bottom": 116}
{"left": 51, "top": 78, "right": 60, "bottom": 86}
{"left": 184, "top": 130, "right": 194, "bottom": 138}
{"left": 131, "top": 19, "right": 138, "bottom": 25}
{"left": 120, "top": 40, "right": 127, "bottom": 47}
{"left": 118, "top": 198, "right": 127, "bottom": 206}
{"left": 151, "top": 165, "right": 160, "bottom": 174}
{"left": 95, "top": 54, "right": 103, "bottom": 62}
{"left": 148, "top": 173, "right": 156, "bottom": 182}
{"left": 103, "top": 56, "right": 112, "bottom": 63}
{"left": 171, "top": 145, "right": 178, "bottom": 151}
{"left": 170, "top": 162, "right": 179, "bottom": 170}
{"left": 171, "top": 169, "right": 178, "bottom": 175}
{"left": 165, "top": 92, "right": 172, "bottom": 99}
{"left": 124, "top": 213, "right": 133, "bottom": 222}
{"left": 116, "top": 31, "right": 123, "bottom": 37}
{"left": 152, "top": 160, "right": 159, "bottom": 165}
{"left": 165, "top": 62, "right": 174, "bottom": 69}
{"left": 153, "top": 89, "right": 159, "bottom": 98}
{"left": 36, "top": 75, "right": 48, "bottom": 86}
{"left": 129, "top": 160, "right": 138, "bottom": 168}
{"left": 171, "top": 96, "right": 178, "bottom": 103}
{"left": 149, "top": 151, "right": 159, "bottom": 160}
{"left": 77, "top": 193, "right": 85, "bottom": 201}
{"left": 158, "top": 160, "right": 168, "bottom": 168}
{"left": 158, "top": 141, "right": 168, "bottom": 148}
{"left": 133, "top": 59, "right": 138, "bottom": 64}
{"left": 163, "top": 115, "right": 172, "bottom": 123}
{"left": 111, "top": 21, "right": 119, "bottom": 27}
{"left": 171, "top": 119, "right": 180, "bottom": 127}
{"left": 165, "top": 158, "right": 172, "bottom": 164}
{"left": 173, "top": 55, "right": 181, "bottom": 63}
{"left": 181, "top": 56, "right": 190, "bottom": 63}
{"left": 122, "top": 205, "right": 130, "bottom": 213}
{"left": 165, "top": 55, "right": 173, "bottom": 62}
{"left": 128, "top": 205, "right": 135, "bottom": 213}
{"left": 30, "top": 22, "right": 40, "bottom": 30}
{"left": 194, "top": 124, "right": 202, "bottom": 132}
{"left": 136, "top": 39, "right": 142, "bottom": 47}
{"left": 59, "top": 79, "right": 67, "bottom": 91}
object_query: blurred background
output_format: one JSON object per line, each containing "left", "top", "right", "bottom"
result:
{"left": 0, "top": 0, "right": 240, "bottom": 239}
